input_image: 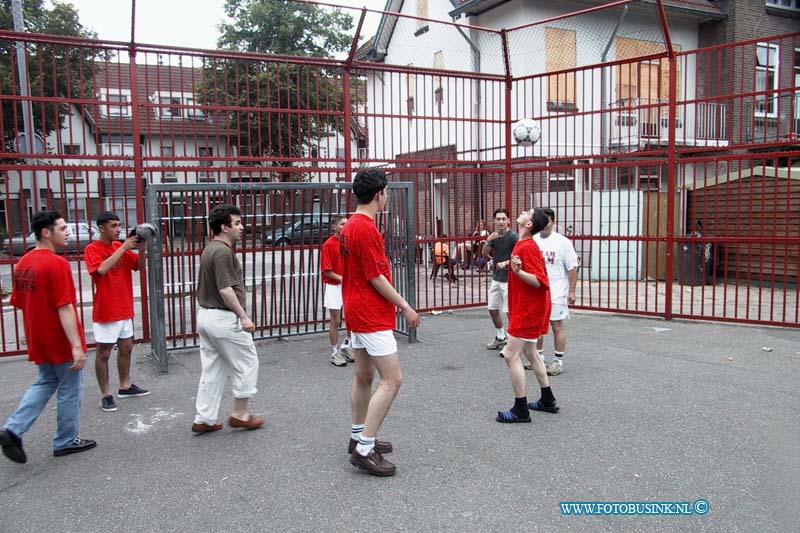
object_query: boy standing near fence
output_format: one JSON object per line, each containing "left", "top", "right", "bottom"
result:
{"left": 321, "top": 215, "right": 353, "bottom": 366}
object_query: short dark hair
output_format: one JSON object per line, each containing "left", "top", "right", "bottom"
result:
{"left": 32, "top": 210, "right": 63, "bottom": 240}
{"left": 493, "top": 208, "right": 510, "bottom": 218}
{"left": 542, "top": 208, "right": 555, "bottom": 223}
{"left": 208, "top": 204, "right": 242, "bottom": 236}
{"left": 531, "top": 208, "right": 549, "bottom": 234}
{"left": 96, "top": 211, "right": 120, "bottom": 226}
{"left": 353, "top": 167, "right": 387, "bottom": 205}
{"left": 330, "top": 215, "right": 347, "bottom": 228}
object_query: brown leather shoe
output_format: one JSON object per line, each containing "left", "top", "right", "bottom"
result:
{"left": 348, "top": 438, "right": 393, "bottom": 455}
{"left": 191, "top": 422, "right": 223, "bottom": 434}
{"left": 228, "top": 416, "right": 264, "bottom": 430}
{"left": 350, "top": 449, "right": 396, "bottom": 476}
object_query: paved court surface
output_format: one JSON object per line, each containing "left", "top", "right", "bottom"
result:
{"left": 0, "top": 310, "right": 798, "bottom": 532}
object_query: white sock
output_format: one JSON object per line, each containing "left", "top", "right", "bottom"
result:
{"left": 496, "top": 328, "right": 506, "bottom": 340}
{"left": 331, "top": 345, "right": 338, "bottom": 354}
{"left": 356, "top": 435, "right": 375, "bottom": 456}
{"left": 351, "top": 424, "right": 364, "bottom": 442}
{"left": 343, "top": 338, "right": 351, "bottom": 347}
{"left": 537, "top": 349, "right": 545, "bottom": 362}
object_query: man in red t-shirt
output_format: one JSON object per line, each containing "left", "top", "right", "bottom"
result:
{"left": 84, "top": 212, "right": 149, "bottom": 413}
{"left": 342, "top": 168, "right": 420, "bottom": 477}
{"left": 1, "top": 211, "right": 96, "bottom": 464}
{"left": 496, "top": 208, "right": 560, "bottom": 424}
{"left": 321, "top": 215, "right": 353, "bottom": 367}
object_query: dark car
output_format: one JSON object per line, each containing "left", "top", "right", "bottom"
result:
{"left": 262, "top": 215, "right": 333, "bottom": 247}
{"left": 4, "top": 221, "right": 99, "bottom": 257}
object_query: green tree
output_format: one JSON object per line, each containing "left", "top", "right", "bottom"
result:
{"left": 203, "top": 0, "right": 354, "bottom": 181}
{"left": 1, "top": 0, "right": 103, "bottom": 153}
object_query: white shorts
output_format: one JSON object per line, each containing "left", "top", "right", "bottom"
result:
{"left": 93, "top": 318, "right": 134, "bottom": 344}
{"left": 550, "top": 303, "right": 570, "bottom": 322}
{"left": 487, "top": 280, "right": 508, "bottom": 312}
{"left": 351, "top": 330, "right": 398, "bottom": 357}
{"left": 324, "top": 283, "right": 343, "bottom": 310}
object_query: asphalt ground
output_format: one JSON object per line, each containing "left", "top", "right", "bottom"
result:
{"left": 0, "top": 310, "right": 798, "bottom": 532}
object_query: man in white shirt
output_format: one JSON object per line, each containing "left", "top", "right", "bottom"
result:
{"left": 532, "top": 208, "right": 578, "bottom": 375}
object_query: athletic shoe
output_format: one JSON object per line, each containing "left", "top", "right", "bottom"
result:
{"left": 349, "top": 449, "right": 396, "bottom": 476}
{"left": 523, "top": 359, "right": 533, "bottom": 370}
{"left": 340, "top": 345, "right": 354, "bottom": 362}
{"left": 53, "top": 437, "right": 97, "bottom": 457}
{"left": 330, "top": 350, "right": 347, "bottom": 367}
{"left": 486, "top": 337, "right": 507, "bottom": 350}
{"left": 118, "top": 384, "right": 151, "bottom": 398}
{"left": 101, "top": 395, "right": 118, "bottom": 412}
{"left": 348, "top": 438, "right": 393, "bottom": 454}
{"left": 0, "top": 427, "right": 27, "bottom": 464}
{"left": 546, "top": 358, "right": 563, "bottom": 376}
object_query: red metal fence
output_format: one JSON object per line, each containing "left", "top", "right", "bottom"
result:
{"left": 0, "top": 1, "right": 797, "bottom": 356}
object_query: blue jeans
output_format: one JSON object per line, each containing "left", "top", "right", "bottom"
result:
{"left": 3, "top": 362, "right": 83, "bottom": 450}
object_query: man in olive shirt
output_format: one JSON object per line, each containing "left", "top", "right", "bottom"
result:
{"left": 192, "top": 204, "right": 263, "bottom": 434}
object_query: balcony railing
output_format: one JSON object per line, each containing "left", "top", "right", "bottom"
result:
{"left": 609, "top": 98, "right": 728, "bottom": 148}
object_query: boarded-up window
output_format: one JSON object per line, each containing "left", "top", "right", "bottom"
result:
{"left": 615, "top": 37, "right": 680, "bottom": 116}
{"left": 545, "top": 27, "right": 577, "bottom": 111}
{"left": 416, "top": 0, "right": 428, "bottom": 32}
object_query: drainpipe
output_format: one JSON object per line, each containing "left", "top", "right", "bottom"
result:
{"left": 455, "top": 23, "right": 485, "bottom": 221}
{"left": 600, "top": 4, "right": 628, "bottom": 189}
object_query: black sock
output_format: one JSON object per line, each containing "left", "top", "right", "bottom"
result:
{"left": 540, "top": 387, "right": 556, "bottom": 406}
{"left": 512, "top": 396, "right": 529, "bottom": 417}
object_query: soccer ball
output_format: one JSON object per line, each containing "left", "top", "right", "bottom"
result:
{"left": 512, "top": 118, "right": 541, "bottom": 147}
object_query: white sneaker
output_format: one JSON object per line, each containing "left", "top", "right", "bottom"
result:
{"left": 339, "top": 344, "right": 354, "bottom": 362}
{"left": 546, "top": 358, "right": 563, "bottom": 376}
{"left": 486, "top": 337, "right": 507, "bottom": 350}
{"left": 330, "top": 350, "right": 347, "bottom": 367}
{"left": 523, "top": 359, "right": 533, "bottom": 370}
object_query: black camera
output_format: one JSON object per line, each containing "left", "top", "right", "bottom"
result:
{"left": 128, "top": 222, "right": 158, "bottom": 243}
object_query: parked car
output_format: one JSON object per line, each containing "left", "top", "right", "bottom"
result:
{"left": 262, "top": 215, "right": 333, "bottom": 247}
{"left": 4, "top": 221, "right": 99, "bottom": 257}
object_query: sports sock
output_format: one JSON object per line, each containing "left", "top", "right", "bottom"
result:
{"left": 355, "top": 435, "right": 375, "bottom": 456}
{"left": 511, "top": 396, "right": 529, "bottom": 418}
{"left": 331, "top": 345, "right": 338, "bottom": 354}
{"left": 495, "top": 328, "right": 506, "bottom": 340}
{"left": 351, "top": 424, "right": 364, "bottom": 442}
{"left": 554, "top": 351, "right": 564, "bottom": 359}
{"left": 343, "top": 338, "right": 351, "bottom": 347}
{"left": 540, "top": 386, "right": 556, "bottom": 406}
{"left": 537, "top": 349, "right": 545, "bottom": 362}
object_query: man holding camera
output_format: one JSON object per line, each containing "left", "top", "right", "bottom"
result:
{"left": 84, "top": 212, "right": 150, "bottom": 413}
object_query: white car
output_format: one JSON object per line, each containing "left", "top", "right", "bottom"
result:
{"left": 6, "top": 221, "right": 98, "bottom": 257}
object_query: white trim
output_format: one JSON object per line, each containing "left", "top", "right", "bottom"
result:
{"left": 755, "top": 42, "right": 779, "bottom": 118}
{"left": 99, "top": 88, "right": 131, "bottom": 117}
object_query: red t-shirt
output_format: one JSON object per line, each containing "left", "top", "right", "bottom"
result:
{"left": 320, "top": 234, "right": 342, "bottom": 285}
{"left": 84, "top": 240, "right": 140, "bottom": 323}
{"left": 341, "top": 213, "right": 395, "bottom": 333}
{"left": 10, "top": 249, "right": 86, "bottom": 365}
{"left": 507, "top": 238, "right": 551, "bottom": 339}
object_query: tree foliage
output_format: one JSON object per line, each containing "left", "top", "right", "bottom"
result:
{"left": 204, "top": 0, "right": 354, "bottom": 181}
{"left": 1, "top": 0, "right": 103, "bottom": 152}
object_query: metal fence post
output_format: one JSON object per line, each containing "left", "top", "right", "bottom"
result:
{"left": 145, "top": 186, "right": 168, "bottom": 372}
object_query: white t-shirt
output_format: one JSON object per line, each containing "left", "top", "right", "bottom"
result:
{"left": 534, "top": 231, "right": 578, "bottom": 304}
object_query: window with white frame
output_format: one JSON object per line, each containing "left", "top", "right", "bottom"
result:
{"left": 152, "top": 92, "right": 204, "bottom": 120}
{"left": 766, "top": 0, "right": 800, "bottom": 12}
{"left": 549, "top": 160, "right": 575, "bottom": 192}
{"left": 62, "top": 143, "right": 83, "bottom": 182}
{"left": 755, "top": 43, "right": 779, "bottom": 117}
{"left": 99, "top": 89, "right": 131, "bottom": 117}
{"left": 794, "top": 48, "right": 800, "bottom": 133}
{"left": 161, "top": 145, "right": 175, "bottom": 179}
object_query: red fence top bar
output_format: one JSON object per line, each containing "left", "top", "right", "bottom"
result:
{"left": 507, "top": 0, "right": 634, "bottom": 32}
{"left": 293, "top": 0, "right": 503, "bottom": 35}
